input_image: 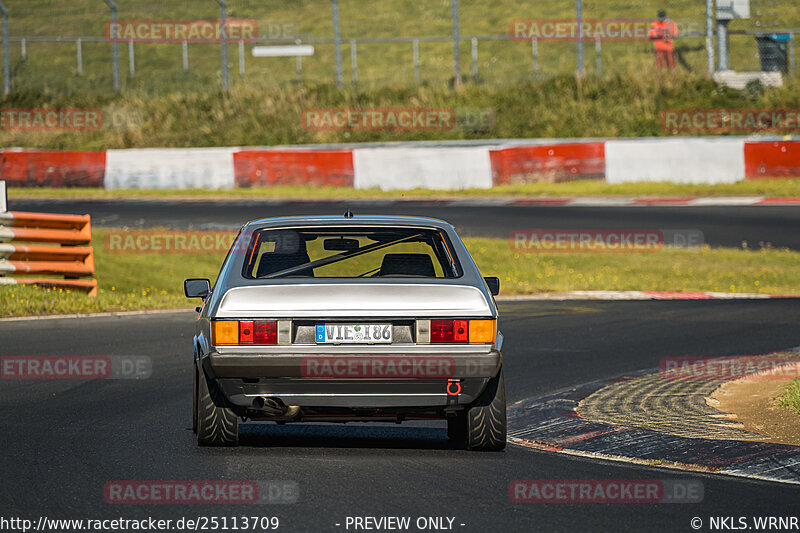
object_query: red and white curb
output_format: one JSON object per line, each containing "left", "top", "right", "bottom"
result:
{"left": 226, "top": 196, "right": 800, "bottom": 207}
{"left": 508, "top": 362, "right": 800, "bottom": 485}
{"left": 505, "top": 196, "right": 800, "bottom": 207}
{"left": 241, "top": 197, "right": 800, "bottom": 207}
{"left": 400, "top": 197, "right": 800, "bottom": 207}
{"left": 10, "top": 195, "right": 800, "bottom": 208}
{"left": 2, "top": 138, "right": 799, "bottom": 190}
{"left": 497, "top": 291, "right": 798, "bottom": 301}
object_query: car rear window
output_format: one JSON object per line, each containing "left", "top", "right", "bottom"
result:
{"left": 242, "top": 226, "right": 462, "bottom": 279}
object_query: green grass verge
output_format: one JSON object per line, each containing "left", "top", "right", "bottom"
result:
{"left": 2, "top": 71, "right": 800, "bottom": 150}
{"left": 1, "top": 230, "right": 798, "bottom": 317}
{"left": 472, "top": 239, "right": 800, "bottom": 295}
{"left": 9, "top": 179, "right": 800, "bottom": 199}
{"left": 778, "top": 379, "right": 800, "bottom": 416}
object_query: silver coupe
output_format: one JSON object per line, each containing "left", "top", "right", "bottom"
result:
{"left": 185, "top": 213, "right": 505, "bottom": 451}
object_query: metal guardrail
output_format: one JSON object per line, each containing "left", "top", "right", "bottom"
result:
{"left": 0, "top": 209, "right": 97, "bottom": 296}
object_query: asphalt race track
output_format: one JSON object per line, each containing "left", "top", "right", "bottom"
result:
{"left": 11, "top": 198, "right": 800, "bottom": 250}
{"left": 2, "top": 300, "right": 800, "bottom": 531}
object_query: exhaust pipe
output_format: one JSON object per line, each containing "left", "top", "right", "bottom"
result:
{"left": 252, "top": 396, "right": 300, "bottom": 419}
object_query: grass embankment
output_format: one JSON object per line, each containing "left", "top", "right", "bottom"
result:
{"left": 0, "top": 230, "right": 798, "bottom": 317}
{"left": 9, "top": 179, "right": 800, "bottom": 199}
{"left": 2, "top": 72, "right": 799, "bottom": 150}
{"left": 779, "top": 380, "right": 800, "bottom": 416}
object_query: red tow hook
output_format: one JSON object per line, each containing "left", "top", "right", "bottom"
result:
{"left": 446, "top": 378, "right": 462, "bottom": 396}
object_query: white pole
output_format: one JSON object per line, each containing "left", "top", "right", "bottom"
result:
{"left": 413, "top": 39, "right": 420, "bottom": 82}
{"left": 103, "top": 0, "right": 120, "bottom": 91}
{"left": 0, "top": 180, "right": 7, "bottom": 213}
{"left": 595, "top": 37, "right": 601, "bottom": 75}
{"left": 331, "top": 0, "right": 343, "bottom": 87}
{"left": 295, "top": 39, "right": 303, "bottom": 79}
{"left": 706, "top": 0, "right": 715, "bottom": 75}
{"left": 471, "top": 36, "right": 478, "bottom": 77}
{"left": 0, "top": 2, "right": 9, "bottom": 95}
{"left": 451, "top": 0, "right": 461, "bottom": 86}
{"left": 182, "top": 41, "right": 188, "bottom": 70}
{"left": 77, "top": 38, "right": 83, "bottom": 75}
{"left": 238, "top": 40, "right": 245, "bottom": 75}
{"left": 128, "top": 39, "right": 135, "bottom": 77}
{"left": 218, "top": 0, "right": 229, "bottom": 92}
{"left": 575, "top": 0, "right": 584, "bottom": 76}
{"left": 350, "top": 39, "right": 357, "bottom": 83}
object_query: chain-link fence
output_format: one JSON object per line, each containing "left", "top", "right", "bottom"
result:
{"left": 0, "top": 0, "right": 796, "bottom": 94}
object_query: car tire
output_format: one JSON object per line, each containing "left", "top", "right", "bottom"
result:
{"left": 192, "top": 362, "right": 198, "bottom": 434}
{"left": 196, "top": 364, "right": 239, "bottom": 447}
{"left": 465, "top": 368, "right": 506, "bottom": 451}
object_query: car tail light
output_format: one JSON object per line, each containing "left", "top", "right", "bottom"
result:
{"left": 468, "top": 319, "right": 496, "bottom": 344}
{"left": 253, "top": 320, "right": 278, "bottom": 344}
{"left": 239, "top": 321, "right": 254, "bottom": 343}
{"left": 430, "top": 319, "right": 493, "bottom": 344}
{"left": 212, "top": 321, "right": 239, "bottom": 345}
{"left": 431, "top": 319, "right": 456, "bottom": 343}
{"left": 212, "top": 320, "right": 278, "bottom": 345}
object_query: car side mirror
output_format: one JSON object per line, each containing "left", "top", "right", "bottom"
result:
{"left": 484, "top": 276, "right": 500, "bottom": 296}
{"left": 184, "top": 278, "right": 210, "bottom": 299}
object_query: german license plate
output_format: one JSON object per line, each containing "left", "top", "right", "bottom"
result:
{"left": 316, "top": 324, "right": 392, "bottom": 344}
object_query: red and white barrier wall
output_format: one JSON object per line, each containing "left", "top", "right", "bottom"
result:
{"left": 234, "top": 149, "right": 354, "bottom": 188}
{"left": 354, "top": 147, "right": 493, "bottom": 190}
{"left": 605, "top": 138, "right": 745, "bottom": 184}
{"left": 105, "top": 148, "right": 238, "bottom": 190}
{"left": 490, "top": 142, "right": 606, "bottom": 184}
{"left": 0, "top": 150, "right": 106, "bottom": 187}
{"left": 1, "top": 138, "right": 798, "bottom": 190}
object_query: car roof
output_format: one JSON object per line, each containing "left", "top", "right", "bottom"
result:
{"left": 243, "top": 215, "right": 455, "bottom": 230}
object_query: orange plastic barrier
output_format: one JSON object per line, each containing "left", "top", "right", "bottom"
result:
{"left": 0, "top": 212, "right": 97, "bottom": 296}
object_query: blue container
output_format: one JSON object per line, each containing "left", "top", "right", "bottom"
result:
{"left": 755, "top": 33, "right": 791, "bottom": 72}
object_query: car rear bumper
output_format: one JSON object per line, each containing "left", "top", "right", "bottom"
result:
{"left": 204, "top": 350, "right": 501, "bottom": 408}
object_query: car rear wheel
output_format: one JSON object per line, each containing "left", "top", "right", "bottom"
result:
{"left": 192, "top": 362, "right": 198, "bottom": 434}
{"left": 195, "top": 364, "right": 239, "bottom": 447}
{"left": 465, "top": 368, "right": 506, "bottom": 451}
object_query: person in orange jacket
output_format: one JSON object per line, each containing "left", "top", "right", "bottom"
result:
{"left": 649, "top": 10, "right": 679, "bottom": 69}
